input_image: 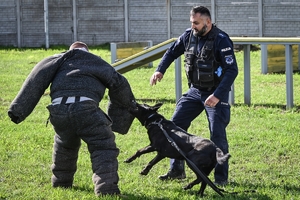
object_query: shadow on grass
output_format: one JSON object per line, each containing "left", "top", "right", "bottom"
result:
{"left": 169, "top": 181, "right": 270, "bottom": 200}
{"left": 119, "top": 194, "right": 171, "bottom": 200}
{"left": 69, "top": 179, "right": 299, "bottom": 199}
{"left": 199, "top": 180, "right": 300, "bottom": 200}
{"left": 71, "top": 185, "right": 171, "bottom": 200}
{"left": 151, "top": 178, "right": 299, "bottom": 199}
{"left": 163, "top": 188, "right": 262, "bottom": 200}
{"left": 233, "top": 103, "right": 300, "bottom": 111}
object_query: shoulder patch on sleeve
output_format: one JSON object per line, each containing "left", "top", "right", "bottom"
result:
{"left": 218, "top": 33, "right": 226, "bottom": 38}
{"left": 225, "top": 55, "right": 234, "bottom": 65}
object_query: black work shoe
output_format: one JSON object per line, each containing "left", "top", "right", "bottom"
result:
{"left": 159, "top": 169, "right": 186, "bottom": 180}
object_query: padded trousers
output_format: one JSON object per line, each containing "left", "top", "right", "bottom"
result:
{"left": 47, "top": 101, "right": 120, "bottom": 195}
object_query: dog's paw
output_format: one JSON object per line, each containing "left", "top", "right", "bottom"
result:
{"left": 183, "top": 184, "right": 192, "bottom": 190}
{"left": 124, "top": 159, "right": 132, "bottom": 163}
{"left": 140, "top": 170, "right": 149, "bottom": 176}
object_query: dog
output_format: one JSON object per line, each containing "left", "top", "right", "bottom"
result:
{"left": 125, "top": 102, "right": 230, "bottom": 197}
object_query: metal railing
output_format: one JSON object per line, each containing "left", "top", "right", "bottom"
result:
{"left": 112, "top": 37, "right": 300, "bottom": 109}
{"left": 231, "top": 37, "right": 300, "bottom": 109}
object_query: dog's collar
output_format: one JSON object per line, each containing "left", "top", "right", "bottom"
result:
{"left": 145, "top": 117, "right": 163, "bottom": 129}
{"left": 147, "top": 113, "right": 156, "bottom": 120}
{"left": 143, "top": 113, "right": 156, "bottom": 126}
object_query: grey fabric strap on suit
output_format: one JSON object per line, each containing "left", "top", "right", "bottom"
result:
{"left": 52, "top": 96, "right": 94, "bottom": 105}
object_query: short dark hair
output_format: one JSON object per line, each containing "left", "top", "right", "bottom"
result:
{"left": 190, "top": 6, "right": 211, "bottom": 19}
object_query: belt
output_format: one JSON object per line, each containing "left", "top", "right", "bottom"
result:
{"left": 192, "top": 85, "right": 214, "bottom": 92}
{"left": 52, "top": 96, "right": 94, "bottom": 105}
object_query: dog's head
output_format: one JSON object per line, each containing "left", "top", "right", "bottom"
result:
{"left": 129, "top": 102, "right": 163, "bottom": 126}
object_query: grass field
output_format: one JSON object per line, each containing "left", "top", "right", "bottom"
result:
{"left": 0, "top": 44, "right": 299, "bottom": 200}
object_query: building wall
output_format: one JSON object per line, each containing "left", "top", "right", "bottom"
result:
{"left": 0, "top": 0, "right": 299, "bottom": 47}
{"left": 263, "top": 0, "right": 300, "bottom": 37}
{"left": 0, "top": 0, "right": 18, "bottom": 47}
{"left": 215, "top": 0, "right": 260, "bottom": 36}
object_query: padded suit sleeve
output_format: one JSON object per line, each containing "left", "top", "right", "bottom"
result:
{"left": 8, "top": 53, "right": 67, "bottom": 124}
{"left": 107, "top": 71, "right": 136, "bottom": 134}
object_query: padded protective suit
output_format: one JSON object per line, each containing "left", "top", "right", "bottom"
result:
{"left": 8, "top": 49, "right": 136, "bottom": 195}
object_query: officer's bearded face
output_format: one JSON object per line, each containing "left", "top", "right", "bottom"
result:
{"left": 193, "top": 24, "right": 207, "bottom": 37}
{"left": 190, "top": 13, "right": 209, "bottom": 37}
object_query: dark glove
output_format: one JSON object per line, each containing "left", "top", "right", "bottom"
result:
{"left": 8, "top": 111, "right": 21, "bottom": 124}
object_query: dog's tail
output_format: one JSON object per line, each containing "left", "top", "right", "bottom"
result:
{"left": 216, "top": 148, "right": 231, "bottom": 165}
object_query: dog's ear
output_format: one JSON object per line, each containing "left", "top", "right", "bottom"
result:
{"left": 152, "top": 103, "right": 163, "bottom": 111}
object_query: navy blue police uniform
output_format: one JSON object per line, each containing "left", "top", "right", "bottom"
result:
{"left": 156, "top": 25, "right": 238, "bottom": 183}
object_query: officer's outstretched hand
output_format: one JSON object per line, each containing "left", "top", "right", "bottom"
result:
{"left": 150, "top": 72, "right": 163, "bottom": 86}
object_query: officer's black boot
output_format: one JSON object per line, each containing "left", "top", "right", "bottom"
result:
{"left": 159, "top": 169, "right": 186, "bottom": 180}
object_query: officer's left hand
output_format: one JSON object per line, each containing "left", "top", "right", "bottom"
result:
{"left": 150, "top": 72, "right": 163, "bottom": 86}
{"left": 204, "top": 94, "right": 219, "bottom": 107}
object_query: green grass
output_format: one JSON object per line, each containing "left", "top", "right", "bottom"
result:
{"left": 0, "top": 45, "right": 299, "bottom": 200}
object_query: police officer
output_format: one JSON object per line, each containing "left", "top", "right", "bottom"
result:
{"left": 150, "top": 6, "right": 238, "bottom": 185}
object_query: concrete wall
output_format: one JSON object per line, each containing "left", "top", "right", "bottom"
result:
{"left": 0, "top": 0, "right": 299, "bottom": 47}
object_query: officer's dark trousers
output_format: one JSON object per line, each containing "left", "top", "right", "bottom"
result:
{"left": 169, "top": 87, "right": 230, "bottom": 182}
{"left": 47, "top": 101, "right": 120, "bottom": 195}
